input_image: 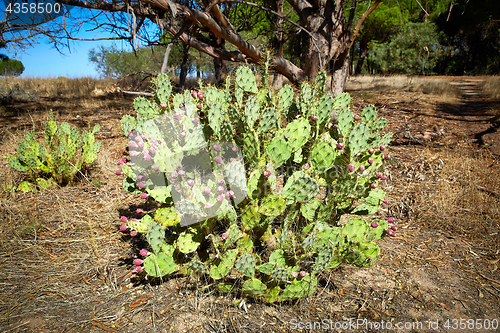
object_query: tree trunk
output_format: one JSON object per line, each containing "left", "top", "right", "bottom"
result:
{"left": 272, "top": 0, "right": 284, "bottom": 89}
{"left": 161, "top": 43, "right": 174, "bottom": 73}
{"left": 179, "top": 43, "right": 190, "bottom": 89}
{"left": 331, "top": 53, "right": 350, "bottom": 96}
{"left": 355, "top": 37, "right": 368, "bottom": 75}
{"left": 213, "top": 37, "right": 227, "bottom": 84}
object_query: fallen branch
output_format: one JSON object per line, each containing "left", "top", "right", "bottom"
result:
{"left": 122, "top": 91, "right": 154, "bottom": 96}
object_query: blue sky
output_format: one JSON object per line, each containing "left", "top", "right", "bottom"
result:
{"left": 2, "top": 4, "right": 145, "bottom": 79}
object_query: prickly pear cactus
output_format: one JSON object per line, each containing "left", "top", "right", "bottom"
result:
{"left": 4, "top": 110, "right": 100, "bottom": 190}
{"left": 117, "top": 64, "right": 394, "bottom": 303}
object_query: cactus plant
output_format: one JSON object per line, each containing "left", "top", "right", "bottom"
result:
{"left": 115, "top": 64, "right": 393, "bottom": 303}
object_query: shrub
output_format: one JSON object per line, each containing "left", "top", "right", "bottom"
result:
{"left": 3, "top": 110, "right": 101, "bottom": 191}
{"left": 118, "top": 64, "right": 394, "bottom": 302}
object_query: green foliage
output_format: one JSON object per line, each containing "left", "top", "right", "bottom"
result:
{"left": 367, "top": 22, "right": 442, "bottom": 75}
{"left": 3, "top": 110, "right": 101, "bottom": 190}
{"left": 119, "top": 65, "right": 393, "bottom": 302}
{"left": 0, "top": 56, "right": 25, "bottom": 77}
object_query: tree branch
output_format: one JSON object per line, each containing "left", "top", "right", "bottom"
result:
{"left": 348, "top": 0, "right": 381, "bottom": 49}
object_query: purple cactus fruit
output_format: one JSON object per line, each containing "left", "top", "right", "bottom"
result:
{"left": 204, "top": 187, "right": 211, "bottom": 195}
{"left": 137, "top": 182, "right": 145, "bottom": 188}
{"left": 175, "top": 113, "right": 182, "bottom": 120}
{"left": 304, "top": 163, "right": 310, "bottom": 170}
{"left": 390, "top": 231, "right": 396, "bottom": 237}
{"left": 336, "top": 143, "right": 344, "bottom": 150}
{"left": 127, "top": 162, "right": 135, "bottom": 167}
{"left": 368, "top": 148, "right": 375, "bottom": 154}
{"left": 217, "top": 186, "right": 225, "bottom": 193}
{"left": 376, "top": 172, "right": 383, "bottom": 179}
{"left": 381, "top": 199, "right": 388, "bottom": 204}
{"left": 192, "top": 118, "right": 199, "bottom": 124}
{"left": 141, "top": 133, "right": 147, "bottom": 140}
{"left": 118, "top": 159, "right": 125, "bottom": 166}
{"left": 3, "top": 161, "right": 6, "bottom": 166}
{"left": 333, "top": 124, "right": 339, "bottom": 128}
{"left": 120, "top": 225, "right": 128, "bottom": 232}
{"left": 9, "top": 151, "right": 14, "bottom": 155}
{"left": 391, "top": 225, "right": 397, "bottom": 231}
{"left": 368, "top": 258, "right": 373, "bottom": 262}
{"left": 136, "top": 208, "right": 144, "bottom": 214}
{"left": 129, "top": 141, "right": 138, "bottom": 148}
{"left": 222, "top": 232, "right": 229, "bottom": 239}
{"left": 385, "top": 229, "right": 392, "bottom": 236}
{"left": 380, "top": 145, "right": 386, "bottom": 151}
{"left": 178, "top": 170, "right": 186, "bottom": 177}
{"left": 180, "top": 132, "right": 186, "bottom": 138}
{"left": 160, "top": 101, "right": 167, "bottom": 108}
{"left": 263, "top": 170, "right": 271, "bottom": 177}
{"left": 140, "top": 249, "right": 149, "bottom": 257}
{"left": 149, "top": 147, "right": 156, "bottom": 155}
{"left": 128, "top": 132, "right": 134, "bottom": 138}
{"left": 232, "top": 146, "right": 239, "bottom": 153}
{"left": 187, "top": 179, "right": 195, "bottom": 187}
{"left": 368, "top": 158, "right": 374, "bottom": 164}
{"left": 150, "top": 139, "right": 158, "bottom": 146}
{"left": 138, "top": 142, "right": 144, "bottom": 148}
{"left": 151, "top": 164, "right": 159, "bottom": 171}
{"left": 370, "top": 183, "right": 377, "bottom": 189}
{"left": 375, "top": 145, "right": 379, "bottom": 149}
{"left": 217, "top": 195, "right": 224, "bottom": 202}
{"left": 115, "top": 170, "right": 122, "bottom": 175}
{"left": 120, "top": 216, "right": 128, "bottom": 223}
{"left": 133, "top": 258, "right": 143, "bottom": 266}
{"left": 311, "top": 115, "right": 318, "bottom": 121}
{"left": 353, "top": 114, "right": 360, "bottom": 120}
{"left": 198, "top": 91, "right": 203, "bottom": 100}
{"left": 130, "top": 230, "right": 138, "bottom": 237}
{"left": 291, "top": 271, "right": 298, "bottom": 278}
{"left": 144, "top": 155, "right": 152, "bottom": 161}
{"left": 387, "top": 217, "right": 395, "bottom": 223}
{"left": 192, "top": 90, "right": 198, "bottom": 99}
{"left": 384, "top": 154, "right": 391, "bottom": 160}
{"left": 299, "top": 271, "right": 306, "bottom": 277}
{"left": 381, "top": 175, "right": 387, "bottom": 180}
{"left": 213, "top": 144, "right": 221, "bottom": 152}
{"left": 358, "top": 165, "right": 365, "bottom": 172}
{"left": 179, "top": 103, "right": 185, "bottom": 110}
{"left": 226, "top": 190, "right": 234, "bottom": 198}
{"left": 129, "top": 150, "right": 139, "bottom": 157}
{"left": 371, "top": 221, "right": 379, "bottom": 228}
{"left": 217, "top": 178, "right": 224, "bottom": 185}
{"left": 136, "top": 266, "right": 143, "bottom": 273}
{"left": 198, "top": 111, "right": 205, "bottom": 118}
{"left": 348, "top": 164, "right": 355, "bottom": 172}
{"left": 135, "top": 135, "right": 143, "bottom": 143}
{"left": 214, "top": 156, "right": 223, "bottom": 164}
{"left": 197, "top": 103, "right": 202, "bottom": 109}
{"left": 141, "top": 193, "right": 149, "bottom": 199}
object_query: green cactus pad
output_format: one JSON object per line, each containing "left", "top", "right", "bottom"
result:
{"left": 365, "top": 219, "right": 388, "bottom": 241}
{"left": 257, "top": 107, "right": 279, "bottom": 134}
{"left": 280, "top": 274, "right": 317, "bottom": 301}
{"left": 343, "top": 241, "right": 380, "bottom": 267}
{"left": 311, "top": 141, "right": 337, "bottom": 173}
{"left": 176, "top": 227, "right": 203, "bottom": 254}
{"left": 348, "top": 122, "right": 370, "bottom": 156}
{"left": 128, "top": 214, "right": 154, "bottom": 234}
{"left": 235, "top": 254, "right": 256, "bottom": 277}
{"left": 235, "top": 66, "right": 258, "bottom": 93}
{"left": 283, "top": 118, "right": 311, "bottom": 152}
{"left": 210, "top": 248, "right": 238, "bottom": 279}
{"left": 277, "top": 85, "right": 294, "bottom": 115}
{"left": 242, "top": 278, "right": 268, "bottom": 298}
{"left": 265, "top": 136, "right": 292, "bottom": 167}
{"left": 300, "top": 199, "right": 321, "bottom": 222}
{"left": 237, "top": 235, "right": 253, "bottom": 254}
{"left": 154, "top": 206, "right": 180, "bottom": 227}
{"left": 244, "top": 95, "right": 260, "bottom": 128}
{"left": 259, "top": 194, "right": 286, "bottom": 217}
{"left": 351, "top": 189, "right": 385, "bottom": 215}
{"left": 143, "top": 252, "right": 178, "bottom": 277}
{"left": 147, "top": 222, "right": 166, "bottom": 254}
{"left": 241, "top": 201, "right": 260, "bottom": 230}
{"left": 341, "top": 218, "right": 369, "bottom": 242}
{"left": 316, "top": 94, "right": 335, "bottom": 124}
{"left": 256, "top": 249, "right": 286, "bottom": 275}
{"left": 282, "top": 172, "right": 319, "bottom": 204}
{"left": 361, "top": 104, "right": 377, "bottom": 127}
{"left": 333, "top": 92, "right": 351, "bottom": 111}
{"left": 337, "top": 109, "right": 354, "bottom": 138}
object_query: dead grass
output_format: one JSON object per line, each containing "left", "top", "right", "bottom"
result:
{"left": 347, "top": 75, "right": 463, "bottom": 98}
{"left": 482, "top": 76, "right": 500, "bottom": 100}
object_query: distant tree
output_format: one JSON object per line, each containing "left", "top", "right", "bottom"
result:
{"left": 366, "top": 22, "right": 442, "bottom": 75}
{"left": 0, "top": 55, "right": 25, "bottom": 76}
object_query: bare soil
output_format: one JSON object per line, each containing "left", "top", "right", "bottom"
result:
{"left": 0, "top": 77, "right": 499, "bottom": 333}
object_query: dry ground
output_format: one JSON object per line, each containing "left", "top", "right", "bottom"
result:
{"left": 0, "top": 76, "right": 499, "bottom": 333}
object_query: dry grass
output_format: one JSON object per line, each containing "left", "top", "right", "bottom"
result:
{"left": 347, "top": 75, "right": 463, "bottom": 98}
{"left": 387, "top": 144, "right": 500, "bottom": 252}
{"left": 482, "top": 76, "right": 500, "bottom": 100}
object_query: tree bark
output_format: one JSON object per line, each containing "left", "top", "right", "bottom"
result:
{"left": 179, "top": 43, "right": 190, "bottom": 88}
{"left": 354, "top": 37, "right": 368, "bottom": 75}
{"left": 161, "top": 42, "right": 174, "bottom": 73}
{"left": 272, "top": 0, "right": 284, "bottom": 89}
{"left": 213, "top": 37, "right": 227, "bottom": 84}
